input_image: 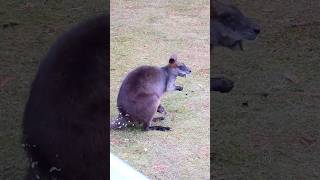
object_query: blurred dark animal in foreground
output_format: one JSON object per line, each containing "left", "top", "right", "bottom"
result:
{"left": 23, "top": 15, "right": 108, "bottom": 180}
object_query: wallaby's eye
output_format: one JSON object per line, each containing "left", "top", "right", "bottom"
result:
{"left": 179, "top": 64, "right": 187, "bottom": 71}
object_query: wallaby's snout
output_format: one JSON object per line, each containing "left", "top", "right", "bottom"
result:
{"left": 211, "top": 0, "right": 260, "bottom": 50}
{"left": 241, "top": 18, "right": 260, "bottom": 40}
{"left": 253, "top": 25, "right": 260, "bottom": 34}
{"left": 168, "top": 54, "right": 191, "bottom": 78}
{"left": 178, "top": 64, "right": 192, "bottom": 77}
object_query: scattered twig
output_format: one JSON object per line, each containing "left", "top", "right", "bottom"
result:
{"left": 290, "top": 21, "right": 320, "bottom": 28}
{"left": 0, "top": 76, "right": 15, "bottom": 89}
{"left": 70, "top": 6, "right": 84, "bottom": 11}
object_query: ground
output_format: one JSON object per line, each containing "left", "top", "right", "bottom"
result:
{"left": 0, "top": 1, "right": 106, "bottom": 179}
{"left": 110, "top": 0, "right": 210, "bottom": 179}
{"left": 212, "top": 0, "right": 320, "bottom": 179}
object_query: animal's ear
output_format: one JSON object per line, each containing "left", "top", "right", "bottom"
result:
{"left": 169, "top": 54, "right": 177, "bottom": 64}
{"left": 169, "top": 58, "right": 175, "bottom": 64}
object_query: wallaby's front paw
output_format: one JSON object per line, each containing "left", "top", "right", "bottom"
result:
{"left": 176, "top": 86, "right": 183, "bottom": 91}
{"left": 157, "top": 105, "right": 166, "bottom": 114}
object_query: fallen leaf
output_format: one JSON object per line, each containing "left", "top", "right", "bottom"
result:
{"left": 110, "top": 138, "right": 121, "bottom": 145}
{"left": 284, "top": 72, "right": 300, "bottom": 83}
{"left": 0, "top": 76, "right": 15, "bottom": 89}
{"left": 153, "top": 163, "right": 168, "bottom": 173}
{"left": 299, "top": 135, "right": 316, "bottom": 146}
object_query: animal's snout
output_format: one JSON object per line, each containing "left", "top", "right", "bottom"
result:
{"left": 254, "top": 27, "right": 260, "bottom": 34}
{"left": 189, "top": 70, "right": 191, "bottom": 73}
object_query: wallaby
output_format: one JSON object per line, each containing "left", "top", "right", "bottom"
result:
{"left": 211, "top": 0, "right": 260, "bottom": 50}
{"left": 111, "top": 54, "right": 191, "bottom": 131}
{"left": 22, "top": 15, "right": 108, "bottom": 180}
{"left": 211, "top": 0, "right": 260, "bottom": 93}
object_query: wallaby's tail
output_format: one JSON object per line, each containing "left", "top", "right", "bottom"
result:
{"left": 110, "top": 113, "right": 131, "bottom": 129}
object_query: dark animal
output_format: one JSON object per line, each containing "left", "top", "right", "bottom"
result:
{"left": 211, "top": 0, "right": 260, "bottom": 50}
{"left": 22, "top": 15, "right": 108, "bottom": 180}
{"left": 211, "top": 76, "right": 234, "bottom": 93}
{"left": 211, "top": 0, "right": 260, "bottom": 93}
{"left": 111, "top": 54, "right": 191, "bottom": 131}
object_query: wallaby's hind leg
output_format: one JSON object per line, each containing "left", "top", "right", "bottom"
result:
{"left": 142, "top": 121, "right": 170, "bottom": 131}
{"left": 141, "top": 99, "right": 170, "bottom": 131}
{"left": 148, "top": 126, "right": 171, "bottom": 131}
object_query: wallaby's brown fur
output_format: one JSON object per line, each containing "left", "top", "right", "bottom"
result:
{"left": 111, "top": 54, "right": 191, "bottom": 131}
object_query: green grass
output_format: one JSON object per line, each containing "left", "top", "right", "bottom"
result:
{"left": 110, "top": 0, "right": 210, "bottom": 179}
{"left": 0, "top": 1, "right": 106, "bottom": 179}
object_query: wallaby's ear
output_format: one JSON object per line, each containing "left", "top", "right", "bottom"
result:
{"left": 169, "top": 58, "right": 175, "bottom": 64}
{"left": 169, "top": 54, "right": 177, "bottom": 64}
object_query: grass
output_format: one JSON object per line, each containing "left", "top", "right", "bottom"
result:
{"left": 212, "top": 0, "right": 320, "bottom": 179}
{"left": 110, "top": 0, "right": 210, "bottom": 179}
{"left": 0, "top": 1, "right": 106, "bottom": 179}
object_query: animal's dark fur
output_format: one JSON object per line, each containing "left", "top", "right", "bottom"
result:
{"left": 112, "top": 55, "right": 191, "bottom": 131}
{"left": 211, "top": 76, "right": 234, "bottom": 93}
{"left": 211, "top": 0, "right": 260, "bottom": 50}
{"left": 211, "top": 0, "right": 260, "bottom": 93}
{"left": 22, "top": 14, "right": 109, "bottom": 180}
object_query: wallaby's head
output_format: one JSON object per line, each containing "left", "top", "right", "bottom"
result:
{"left": 167, "top": 54, "right": 191, "bottom": 77}
{"left": 211, "top": 0, "right": 260, "bottom": 50}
